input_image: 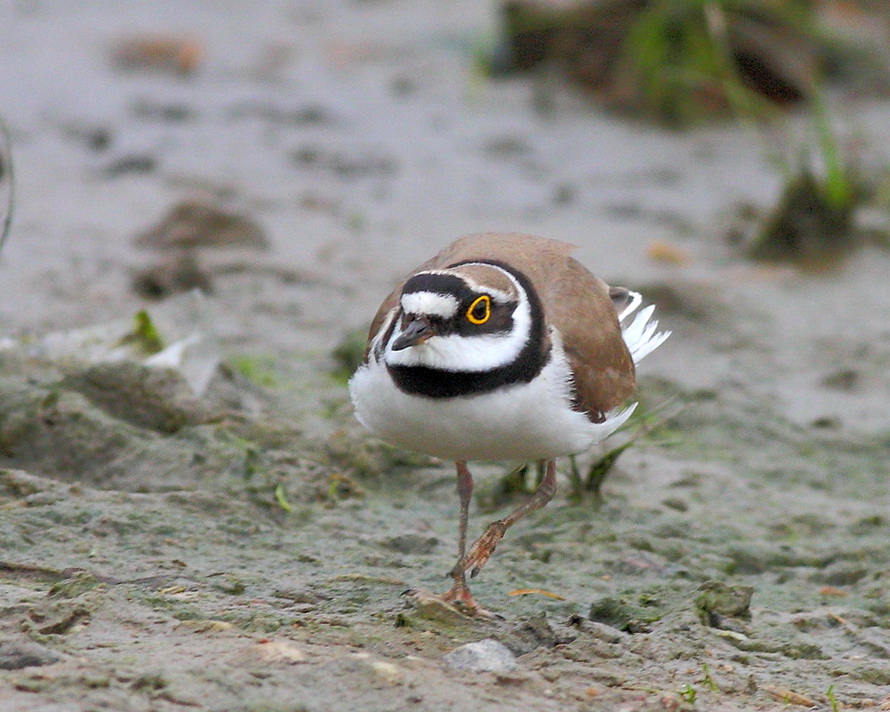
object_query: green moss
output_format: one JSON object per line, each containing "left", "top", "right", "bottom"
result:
{"left": 48, "top": 571, "right": 104, "bottom": 599}
{"left": 330, "top": 329, "right": 367, "bottom": 384}
{"left": 211, "top": 574, "right": 247, "bottom": 596}
{"left": 852, "top": 666, "right": 890, "bottom": 686}
{"left": 588, "top": 587, "right": 670, "bottom": 633}
{"left": 130, "top": 672, "right": 168, "bottom": 691}
{"left": 230, "top": 354, "right": 280, "bottom": 388}
{"left": 117, "top": 310, "right": 165, "bottom": 356}
{"left": 694, "top": 580, "right": 753, "bottom": 626}
{"left": 216, "top": 609, "right": 296, "bottom": 633}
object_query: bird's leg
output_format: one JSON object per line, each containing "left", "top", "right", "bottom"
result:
{"left": 407, "top": 462, "right": 497, "bottom": 616}
{"left": 455, "top": 461, "right": 473, "bottom": 561}
{"left": 438, "top": 461, "right": 482, "bottom": 610}
{"left": 453, "top": 459, "right": 558, "bottom": 580}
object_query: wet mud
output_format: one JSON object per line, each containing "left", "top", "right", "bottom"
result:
{"left": 1, "top": 2, "right": 890, "bottom": 711}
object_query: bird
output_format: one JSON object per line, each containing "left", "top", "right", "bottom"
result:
{"left": 348, "top": 232, "right": 669, "bottom": 616}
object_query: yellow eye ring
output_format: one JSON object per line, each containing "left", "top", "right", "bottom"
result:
{"left": 466, "top": 295, "right": 491, "bottom": 325}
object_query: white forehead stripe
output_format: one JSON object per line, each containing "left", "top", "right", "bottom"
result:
{"left": 400, "top": 291, "right": 459, "bottom": 318}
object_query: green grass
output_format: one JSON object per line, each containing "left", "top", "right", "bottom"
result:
{"left": 230, "top": 354, "right": 280, "bottom": 388}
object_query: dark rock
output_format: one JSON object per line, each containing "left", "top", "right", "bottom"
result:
{"left": 131, "top": 252, "right": 213, "bottom": 300}
{"left": 104, "top": 155, "right": 157, "bottom": 177}
{"left": 500, "top": 611, "right": 565, "bottom": 655}
{"left": 694, "top": 580, "right": 753, "bottom": 631}
{"left": 0, "top": 638, "right": 63, "bottom": 670}
{"left": 747, "top": 172, "right": 857, "bottom": 264}
{"left": 134, "top": 201, "right": 268, "bottom": 251}
{"left": 61, "top": 362, "right": 219, "bottom": 434}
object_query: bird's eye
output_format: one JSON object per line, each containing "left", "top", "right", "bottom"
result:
{"left": 466, "top": 295, "right": 491, "bottom": 325}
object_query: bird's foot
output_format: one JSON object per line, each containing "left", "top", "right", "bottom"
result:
{"left": 439, "top": 580, "right": 501, "bottom": 619}
{"left": 403, "top": 583, "right": 500, "bottom": 620}
{"left": 450, "top": 520, "right": 508, "bottom": 579}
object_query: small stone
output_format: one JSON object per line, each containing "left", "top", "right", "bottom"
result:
{"left": 443, "top": 638, "right": 517, "bottom": 673}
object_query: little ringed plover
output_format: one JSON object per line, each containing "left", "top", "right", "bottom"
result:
{"left": 349, "top": 232, "right": 669, "bottom": 615}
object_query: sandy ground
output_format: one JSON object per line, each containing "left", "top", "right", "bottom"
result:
{"left": 1, "top": 1, "right": 890, "bottom": 710}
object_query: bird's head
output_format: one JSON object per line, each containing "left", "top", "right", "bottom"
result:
{"left": 383, "top": 263, "right": 532, "bottom": 373}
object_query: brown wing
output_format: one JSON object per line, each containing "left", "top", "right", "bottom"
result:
{"left": 430, "top": 232, "right": 636, "bottom": 418}
{"left": 548, "top": 260, "right": 635, "bottom": 420}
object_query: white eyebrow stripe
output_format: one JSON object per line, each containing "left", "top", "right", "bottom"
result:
{"left": 400, "top": 291, "right": 460, "bottom": 318}
{"left": 466, "top": 284, "right": 512, "bottom": 304}
{"left": 454, "top": 262, "right": 518, "bottom": 304}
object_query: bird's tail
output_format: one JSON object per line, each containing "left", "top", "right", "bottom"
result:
{"left": 618, "top": 292, "right": 671, "bottom": 365}
{"left": 594, "top": 292, "right": 670, "bottom": 440}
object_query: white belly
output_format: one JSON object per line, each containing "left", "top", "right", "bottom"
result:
{"left": 349, "top": 353, "right": 632, "bottom": 463}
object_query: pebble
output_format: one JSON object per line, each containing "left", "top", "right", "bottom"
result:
{"left": 443, "top": 638, "right": 517, "bottom": 673}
